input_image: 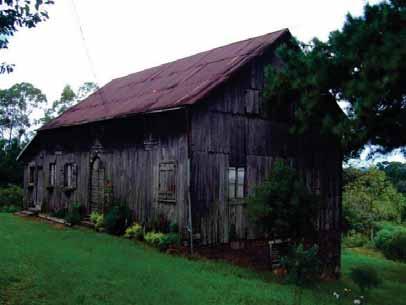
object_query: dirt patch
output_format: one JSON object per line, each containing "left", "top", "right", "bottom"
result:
{"left": 177, "top": 240, "right": 272, "bottom": 272}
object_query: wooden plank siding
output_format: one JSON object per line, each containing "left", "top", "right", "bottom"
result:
{"left": 189, "top": 49, "right": 342, "bottom": 272}
{"left": 22, "top": 111, "right": 191, "bottom": 236}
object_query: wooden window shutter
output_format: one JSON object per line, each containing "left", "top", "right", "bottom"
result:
{"left": 158, "top": 162, "right": 176, "bottom": 203}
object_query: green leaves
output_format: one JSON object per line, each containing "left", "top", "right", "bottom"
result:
{"left": 265, "top": 0, "right": 406, "bottom": 158}
{"left": 247, "top": 160, "right": 320, "bottom": 241}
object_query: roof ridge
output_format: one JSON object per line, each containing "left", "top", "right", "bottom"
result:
{"left": 111, "top": 28, "right": 289, "bottom": 83}
{"left": 40, "top": 28, "right": 290, "bottom": 131}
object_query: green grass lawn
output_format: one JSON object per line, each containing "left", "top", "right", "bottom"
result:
{"left": 1, "top": 213, "right": 405, "bottom": 305}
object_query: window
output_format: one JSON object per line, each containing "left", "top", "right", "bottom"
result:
{"left": 49, "top": 163, "right": 56, "bottom": 186}
{"left": 29, "top": 167, "right": 35, "bottom": 184}
{"left": 228, "top": 167, "right": 245, "bottom": 199}
{"left": 64, "top": 163, "right": 77, "bottom": 189}
{"left": 158, "top": 162, "right": 176, "bottom": 202}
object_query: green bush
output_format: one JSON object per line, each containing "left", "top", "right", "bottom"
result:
{"left": 343, "top": 230, "right": 369, "bottom": 248}
{"left": 0, "top": 185, "right": 23, "bottom": 210}
{"left": 349, "top": 266, "right": 381, "bottom": 292}
{"left": 64, "top": 203, "right": 84, "bottom": 226}
{"left": 104, "top": 203, "right": 132, "bottom": 235}
{"left": 144, "top": 231, "right": 165, "bottom": 247}
{"left": 382, "top": 232, "right": 406, "bottom": 261}
{"left": 90, "top": 211, "right": 104, "bottom": 231}
{"left": 247, "top": 160, "right": 320, "bottom": 240}
{"left": 158, "top": 233, "right": 180, "bottom": 252}
{"left": 124, "top": 223, "right": 143, "bottom": 240}
{"left": 280, "top": 244, "right": 320, "bottom": 286}
{"left": 51, "top": 208, "right": 67, "bottom": 219}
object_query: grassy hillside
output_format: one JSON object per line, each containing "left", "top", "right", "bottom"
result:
{"left": 0, "top": 213, "right": 405, "bottom": 305}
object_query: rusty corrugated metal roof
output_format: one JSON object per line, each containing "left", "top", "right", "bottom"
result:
{"left": 41, "top": 29, "right": 289, "bottom": 130}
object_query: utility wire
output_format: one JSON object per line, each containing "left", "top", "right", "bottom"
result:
{"left": 70, "top": 0, "right": 108, "bottom": 106}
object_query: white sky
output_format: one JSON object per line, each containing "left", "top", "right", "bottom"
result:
{"left": 0, "top": 0, "right": 381, "bottom": 102}
{"left": 1, "top": 0, "right": 403, "bottom": 163}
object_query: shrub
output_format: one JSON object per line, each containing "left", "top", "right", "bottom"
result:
{"left": 104, "top": 203, "right": 132, "bottom": 235}
{"left": 343, "top": 230, "right": 369, "bottom": 248}
{"left": 382, "top": 232, "right": 406, "bottom": 261}
{"left": 144, "top": 231, "right": 165, "bottom": 247}
{"left": 0, "top": 185, "right": 23, "bottom": 210}
{"left": 64, "top": 203, "right": 84, "bottom": 226}
{"left": 124, "top": 223, "right": 143, "bottom": 240}
{"left": 90, "top": 211, "right": 104, "bottom": 231}
{"left": 51, "top": 208, "right": 67, "bottom": 219}
{"left": 280, "top": 244, "right": 320, "bottom": 286}
{"left": 90, "top": 211, "right": 101, "bottom": 224}
{"left": 349, "top": 266, "right": 381, "bottom": 292}
{"left": 158, "top": 232, "right": 180, "bottom": 252}
{"left": 247, "top": 160, "right": 320, "bottom": 240}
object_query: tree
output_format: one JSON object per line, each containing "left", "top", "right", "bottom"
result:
{"left": 0, "top": 82, "right": 47, "bottom": 145}
{"left": 377, "top": 161, "right": 406, "bottom": 194}
{"left": 265, "top": 0, "right": 406, "bottom": 158}
{"left": 343, "top": 167, "right": 406, "bottom": 238}
{"left": 39, "top": 82, "right": 98, "bottom": 125}
{"left": 0, "top": 138, "right": 24, "bottom": 186}
{"left": 247, "top": 160, "right": 320, "bottom": 241}
{"left": 1, "top": 0, "right": 54, "bottom": 73}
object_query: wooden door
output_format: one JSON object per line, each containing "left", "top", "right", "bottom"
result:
{"left": 90, "top": 158, "right": 105, "bottom": 213}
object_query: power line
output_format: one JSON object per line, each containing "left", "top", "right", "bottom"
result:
{"left": 70, "top": 0, "right": 108, "bottom": 106}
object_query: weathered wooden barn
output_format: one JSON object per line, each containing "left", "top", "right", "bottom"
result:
{"left": 18, "top": 29, "right": 342, "bottom": 273}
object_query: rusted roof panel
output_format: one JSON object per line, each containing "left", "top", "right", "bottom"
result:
{"left": 41, "top": 29, "right": 289, "bottom": 130}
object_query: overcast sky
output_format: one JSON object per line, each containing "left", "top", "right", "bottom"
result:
{"left": 1, "top": 0, "right": 403, "bottom": 163}
{"left": 0, "top": 0, "right": 382, "bottom": 102}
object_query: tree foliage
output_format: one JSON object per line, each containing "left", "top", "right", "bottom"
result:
{"left": 377, "top": 161, "right": 406, "bottom": 194}
{"left": 38, "top": 82, "right": 98, "bottom": 125}
{"left": 343, "top": 167, "right": 406, "bottom": 236}
{"left": 0, "top": 138, "right": 24, "bottom": 186}
{"left": 0, "top": 82, "right": 47, "bottom": 144}
{"left": 265, "top": 0, "right": 406, "bottom": 158}
{"left": 247, "top": 160, "right": 320, "bottom": 241}
{"left": 0, "top": 0, "right": 54, "bottom": 73}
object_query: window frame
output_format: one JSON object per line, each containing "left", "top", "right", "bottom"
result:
{"left": 228, "top": 166, "right": 246, "bottom": 201}
{"left": 63, "top": 163, "right": 77, "bottom": 190}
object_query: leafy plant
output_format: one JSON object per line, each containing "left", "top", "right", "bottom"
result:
{"left": 0, "top": 185, "right": 23, "bottom": 210}
{"left": 343, "top": 230, "right": 369, "bottom": 248}
{"left": 158, "top": 233, "right": 180, "bottom": 252}
{"left": 280, "top": 244, "right": 320, "bottom": 305}
{"left": 343, "top": 168, "right": 405, "bottom": 239}
{"left": 124, "top": 223, "right": 143, "bottom": 240}
{"left": 104, "top": 203, "right": 132, "bottom": 235}
{"left": 90, "top": 211, "right": 101, "bottom": 224}
{"left": 382, "top": 232, "right": 406, "bottom": 262}
{"left": 90, "top": 211, "right": 104, "bottom": 231}
{"left": 247, "top": 160, "right": 320, "bottom": 241}
{"left": 51, "top": 208, "right": 67, "bottom": 219}
{"left": 64, "top": 203, "right": 84, "bottom": 226}
{"left": 144, "top": 231, "right": 165, "bottom": 247}
{"left": 349, "top": 266, "right": 381, "bottom": 293}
